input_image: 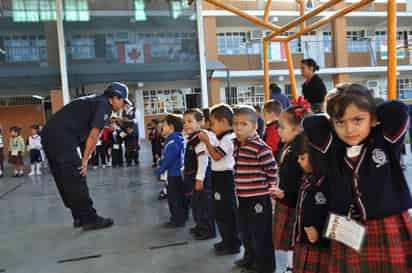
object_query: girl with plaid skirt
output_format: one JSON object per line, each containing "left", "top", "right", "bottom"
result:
{"left": 272, "top": 99, "right": 312, "bottom": 273}
{"left": 303, "top": 83, "right": 412, "bottom": 273}
{"left": 9, "top": 127, "right": 25, "bottom": 177}
{"left": 293, "top": 135, "right": 330, "bottom": 273}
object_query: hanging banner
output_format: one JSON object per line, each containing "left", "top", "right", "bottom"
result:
{"left": 125, "top": 43, "right": 145, "bottom": 64}
{"left": 269, "top": 42, "right": 287, "bottom": 62}
{"left": 379, "top": 40, "right": 405, "bottom": 60}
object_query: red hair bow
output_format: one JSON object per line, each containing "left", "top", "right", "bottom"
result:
{"left": 291, "top": 96, "right": 311, "bottom": 119}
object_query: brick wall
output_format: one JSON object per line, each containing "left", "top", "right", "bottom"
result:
{"left": 0, "top": 105, "right": 45, "bottom": 152}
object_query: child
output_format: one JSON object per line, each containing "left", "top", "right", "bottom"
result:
{"left": 303, "top": 83, "right": 412, "bottom": 273}
{"left": 233, "top": 106, "right": 277, "bottom": 273}
{"left": 0, "top": 127, "right": 4, "bottom": 177}
{"left": 155, "top": 114, "right": 186, "bottom": 228}
{"left": 293, "top": 135, "right": 330, "bottom": 273}
{"left": 9, "top": 127, "right": 25, "bottom": 177}
{"left": 124, "top": 125, "right": 139, "bottom": 167}
{"left": 272, "top": 98, "right": 311, "bottom": 273}
{"left": 198, "top": 104, "right": 241, "bottom": 255}
{"left": 183, "top": 108, "right": 215, "bottom": 240}
{"left": 27, "top": 125, "right": 43, "bottom": 176}
{"left": 111, "top": 119, "right": 124, "bottom": 168}
{"left": 262, "top": 99, "right": 282, "bottom": 158}
{"left": 92, "top": 134, "right": 106, "bottom": 169}
{"left": 101, "top": 124, "right": 114, "bottom": 167}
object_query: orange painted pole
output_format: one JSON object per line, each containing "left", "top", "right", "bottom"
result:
{"left": 284, "top": 42, "right": 298, "bottom": 99}
{"left": 298, "top": 0, "right": 305, "bottom": 31}
{"left": 266, "top": 0, "right": 344, "bottom": 40}
{"left": 263, "top": 39, "right": 270, "bottom": 101}
{"left": 263, "top": 0, "right": 273, "bottom": 22}
{"left": 387, "top": 0, "right": 397, "bottom": 99}
{"left": 204, "top": 0, "right": 281, "bottom": 31}
{"left": 286, "top": 0, "right": 373, "bottom": 41}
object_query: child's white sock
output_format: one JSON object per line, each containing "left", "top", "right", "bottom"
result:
{"left": 287, "top": 251, "right": 294, "bottom": 269}
{"left": 36, "top": 163, "right": 42, "bottom": 175}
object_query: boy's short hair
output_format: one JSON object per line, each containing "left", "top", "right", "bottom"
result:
{"left": 164, "top": 114, "right": 183, "bottom": 132}
{"left": 210, "top": 103, "right": 233, "bottom": 126}
{"left": 202, "top": 108, "right": 210, "bottom": 122}
{"left": 263, "top": 99, "right": 283, "bottom": 115}
{"left": 31, "top": 124, "right": 39, "bottom": 130}
{"left": 184, "top": 108, "right": 204, "bottom": 122}
{"left": 234, "top": 105, "right": 258, "bottom": 125}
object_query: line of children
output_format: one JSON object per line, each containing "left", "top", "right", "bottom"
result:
{"left": 0, "top": 127, "right": 3, "bottom": 178}
{"left": 27, "top": 125, "right": 43, "bottom": 176}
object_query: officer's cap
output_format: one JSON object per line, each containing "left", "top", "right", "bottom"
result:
{"left": 107, "top": 82, "right": 132, "bottom": 105}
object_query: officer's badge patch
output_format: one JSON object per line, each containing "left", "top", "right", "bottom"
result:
{"left": 104, "top": 114, "right": 109, "bottom": 121}
{"left": 254, "top": 203, "right": 263, "bottom": 214}
{"left": 372, "top": 148, "right": 387, "bottom": 168}
{"left": 315, "top": 192, "right": 327, "bottom": 205}
{"left": 214, "top": 192, "right": 221, "bottom": 201}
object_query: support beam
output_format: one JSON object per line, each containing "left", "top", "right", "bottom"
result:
{"left": 263, "top": 39, "right": 270, "bottom": 101}
{"left": 56, "top": 0, "right": 70, "bottom": 105}
{"left": 266, "top": 0, "right": 344, "bottom": 40}
{"left": 286, "top": 0, "right": 373, "bottom": 41}
{"left": 263, "top": 0, "right": 273, "bottom": 22}
{"left": 204, "top": 0, "right": 281, "bottom": 31}
{"left": 284, "top": 42, "right": 298, "bottom": 99}
{"left": 196, "top": 0, "right": 209, "bottom": 107}
{"left": 298, "top": 0, "right": 305, "bottom": 31}
{"left": 387, "top": 0, "right": 397, "bottom": 99}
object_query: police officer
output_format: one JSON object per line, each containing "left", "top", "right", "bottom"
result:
{"left": 41, "top": 82, "right": 131, "bottom": 231}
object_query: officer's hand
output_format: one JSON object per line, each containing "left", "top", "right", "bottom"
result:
{"left": 79, "top": 159, "right": 88, "bottom": 176}
{"left": 194, "top": 180, "right": 204, "bottom": 192}
{"left": 304, "top": 226, "right": 319, "bottom": 243}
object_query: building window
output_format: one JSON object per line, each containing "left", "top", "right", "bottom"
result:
{"left": 323, "top": 31, "right": 332, "bottom": 53}
{"left": 12, "top": 0, "right": 56, "bottom": 22}
{"left": 64, "top": 0, "right": 89, "bottom": 22}
{"left": 143, "top": 89, "right": 187, "bottom": 115}
{"left": 217, "top": 32, "right": 248, "bottom": 55}
{"left": 69, "top": 35, "right": 95, "bottom": 60}
{"left": 2, "top": 34, "right": 47, "bottom": 63}
{"left": 397, "top": 79, "right": 412, "bottom": 100}
{"left": 346, "top": 30, "right": 368, "bottom": 52}
{"left": 225, "top": 86, "right": 264, "bottom": 106}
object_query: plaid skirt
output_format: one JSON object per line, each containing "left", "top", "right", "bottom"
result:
{"left": 329, "top": 211, "right": 412, "bottom": 273}
{"left": 273, "top": 202, "right": 296, "bottom": 251}
{"left": 8, "top": 154, "right": 23, "bottom": 165}
{"left": 294, "top": 243, "right": 330, "bottom": 273}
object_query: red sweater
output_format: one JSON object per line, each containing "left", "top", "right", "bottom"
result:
{"left": 264, "top": 121, "right": 281, "bottom": 157}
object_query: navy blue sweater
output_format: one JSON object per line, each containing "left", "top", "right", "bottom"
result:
{"left": 303, "top": 100, "right": 412, "bottom": 221}
{"left": 155, "top": 132, "right": 184, "bottom": 177}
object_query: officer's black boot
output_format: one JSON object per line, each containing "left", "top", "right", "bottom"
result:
{"left": 82, "top": 216, "right": 114, "bottom": 231}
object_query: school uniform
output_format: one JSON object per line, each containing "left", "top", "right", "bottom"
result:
{"left": 183, "top": 130, "right": 215, "bottom": 237}
{"left": 111, "top": 128, "right": 124, "bottom": 167}
{"left": 293, "top": 175, "right": 330, "bottom": 273}
{"left": 0, "top": 133, "right": 4, "bottom": 175}
{"left": 9, "top": 135, "right": 25, "bottom": 166}
{"left": 263, "top": 121, "right": 281, "bottom": 159}
{"left": 303, "top": 100, "right": 412, "bottom": 273}
{"left": 273, "top": 134, "right": 304, "bottom": 251}
{"left": 234, "top": 133, "right": 278, "bottom": 273}
{"left": 155, "top": 132, "right": 186, "bottom": 226}
{"left": 28, "top": 134, "right": 43, "bottom": 175}
{"left": 41, "top": 94, "right": 112, "bottom": 225}
{"left": 92, "top": 135, "right": 106, "bottom": 167}
{"left": 124, "top": 131, "right": 139, "bottom": 166}
{"left": 210, "top": 130, "right": 241, "bottom": 250}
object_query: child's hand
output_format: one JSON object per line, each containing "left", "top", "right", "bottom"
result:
{"left": 271, "top": 187, "right": 285, "bottom": 199}
{"left": 194, "top": 180, "right": 204, "bottom": 191}
{"left": 304, "top": 226, "right": 319, "bottom": 243}
{"left": 198, "top": 132, "right": 209, "bottom": 143}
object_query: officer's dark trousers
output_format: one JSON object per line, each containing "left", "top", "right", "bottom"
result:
{"left": 212, "top": 170, "right": 241, "bottom": 249}
{"left": 184, "top": 173, "right": 215, "bottom": 235}
{"left": 167, "top": 176, "right": 188, "bottom": 225}
{"left": 238, "top": 195, "right": 275, "bottom": 273}
{"left": 44, "top": 148, "right": 98, "bottom": 223}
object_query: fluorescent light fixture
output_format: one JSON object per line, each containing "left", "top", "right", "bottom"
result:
{"left": 171, "top": 1, "right": 182, "bottom": 19}
{"left": 271, "top": 16, "right": 279, "bottom": 22}
{"left": 134, "top": 0, "right": 147, "bottom": 21}
{"left": 32, "top": 95, "right": 44, "bottom": 100}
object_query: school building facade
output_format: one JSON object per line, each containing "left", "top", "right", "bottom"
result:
{"left": 1, "top": 0, "right": 412, "bottom": 141}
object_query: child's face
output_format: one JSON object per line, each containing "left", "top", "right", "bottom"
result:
{"left": 262, "top": 110, "right": 280, "bottom": 124}
{"left": 233, "top": 114, "right": 257, "bottom": 143}
{"left": 31, "top": 129, "right": 37, "bottom": 135}
{"left": 210, "top": 116, "right": 229, "bottom": 135}
{"left": 279, "top": 113, "right": 302, "bottom": 143}
{"left": 10, "top": 130, "right": 17, "bottom": 137}
{"left": 331, "top": 103, "right": 374, "bottom": 146}
{"left": 298, "top": 153, "right": 313, "bottom": 174}
{"left": 162, "top": 122, "right": 174, "bottom": 137}
{"left": 126, "top": 128, "right": 133, "bottom": 134}
{"left": 183, "top": 114, "right": 201, "bottom": 135}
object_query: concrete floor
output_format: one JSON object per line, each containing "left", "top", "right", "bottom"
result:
{"left": 0, "top": 142, "right": 411, "bottom": 273}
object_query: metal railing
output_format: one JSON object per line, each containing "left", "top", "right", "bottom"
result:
{"left": 0, "top": 46, "right": 48, "bottom": 64}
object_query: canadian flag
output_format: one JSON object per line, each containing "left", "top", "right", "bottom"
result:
{"left": 125, "top": 43, "right": 145, "bottom": 64}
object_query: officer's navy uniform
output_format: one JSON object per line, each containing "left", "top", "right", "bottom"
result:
{"left": 41, "top": 94, "right": 112, "bottom": 225}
